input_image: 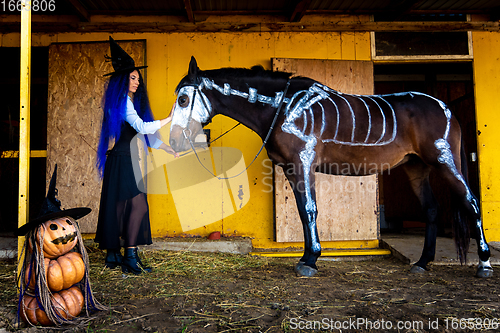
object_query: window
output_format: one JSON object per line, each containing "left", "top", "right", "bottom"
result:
{"left": 371, "top": 14, "right": 472, "bottom": 61}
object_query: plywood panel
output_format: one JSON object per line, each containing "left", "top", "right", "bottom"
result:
{"left": 47, "top": 40, "right": 145, "bottom": 233}
{"left": 272, "top": 58, "right": 378, "bottom": 242}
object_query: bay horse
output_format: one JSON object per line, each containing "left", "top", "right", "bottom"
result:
{"left": 169, "top": 56, "right": 493, "bottom": 278}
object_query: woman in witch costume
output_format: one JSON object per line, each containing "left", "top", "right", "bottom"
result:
{"left": 95, "top": 37, "right": 177, "bottom": 274}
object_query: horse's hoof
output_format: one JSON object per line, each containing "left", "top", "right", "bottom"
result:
{"left": 294, "top": 261, "right": 305, "bottom": 273}
{"left": 410, "top": 265, "right": 427, "bottom": 274}
{"left": 476, "top": 266, "right": 494, "bottom": 278}
{"left": 296, "top": 264, "right": 318, "bottom": 277}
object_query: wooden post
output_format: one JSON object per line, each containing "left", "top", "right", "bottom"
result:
{"left": 18, "top": 1, "right": 31, "bottom": 259}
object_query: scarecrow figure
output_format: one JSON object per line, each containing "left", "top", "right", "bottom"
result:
{"left": 15, "top": 165, "right": 107, "bottom": 326}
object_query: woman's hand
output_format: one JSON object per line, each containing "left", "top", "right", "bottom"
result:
{"left": 159, "top": 105, "right": 175, "bottom": 127}
{"left": 164, "top": 145, "right": 179, "bottom": 158}
{"left": 159, "top": 115, "right": 172, "bottom": 128}
{"left": 159, "top": 143, "right": 179, "bottom": 158}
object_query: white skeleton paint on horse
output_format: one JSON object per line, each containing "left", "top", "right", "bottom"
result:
{"left": 169, "top": 57, "right": 493, "bottom": 278}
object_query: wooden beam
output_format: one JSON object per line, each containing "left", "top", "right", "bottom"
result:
{"left": 65, "top": 0, "right": 90, "bottom": 22}
{"left": 1, "top": 150, "right": 47, "bottom": 158}
{"left": 289, "top": 0, "right": 312, "bottom": 22}
{"left": 306, "top": 9, "right": 495, "bottom": 15}
{"left": 19, "top": 0, "right": 31, "bottom": 261}
{"left": 1, "top": 15, "right": 498, "bottom": 33}
{"left": 183, "top": 0, "right": 195, "bottom": 23}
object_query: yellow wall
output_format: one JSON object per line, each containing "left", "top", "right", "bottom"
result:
{"left": 472, "top": 31, "right": 500, "bottom": 242}
{"left": 5, "top": 26, "right": 500, "bottom": 246}
{"left": 156, "top": 31, "right": 374, "bottom": 250}
{"left": 2, "top": 28, "right": 375, "bottom": 250}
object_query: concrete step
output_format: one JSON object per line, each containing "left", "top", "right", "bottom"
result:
{"left": 144, "top": 237, "right": 253, "bottom": 254}
{"left": 382, "top": 234, "right": 500, "bottom": 266}
{"left": 250, "top": 248, "right": 392, "bottom": 262}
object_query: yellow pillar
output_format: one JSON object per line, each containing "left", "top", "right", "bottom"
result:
{"left": 18, "top": 1, "right": 31, "bottom": 257}
{"left": 473, "top": 31, "right": 500, "bottom": 242}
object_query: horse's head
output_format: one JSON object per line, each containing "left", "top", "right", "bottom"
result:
{"left": 170, "top": 57, "right": 212, "bottom": 152}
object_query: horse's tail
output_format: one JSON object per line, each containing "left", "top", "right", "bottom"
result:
{"left": 452, "top": 138, "right": 471, "bottom": 264}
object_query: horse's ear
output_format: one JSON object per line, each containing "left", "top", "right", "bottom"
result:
{"left": 188, "top": 56, "right": 198, "bottom": 83}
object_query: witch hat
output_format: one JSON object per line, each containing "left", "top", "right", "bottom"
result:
{"left": 15, "top": 165, "right": 91, "bottom": 236}
{"left": 103, "top": 36, "right": 147, "bottom": 77}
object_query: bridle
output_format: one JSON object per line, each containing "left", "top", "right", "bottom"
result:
{"left": 181, "top": 84, "right": 211, "bottom": 143}
{"left": 178, "top": 79, "right": 291, "bottom": 180}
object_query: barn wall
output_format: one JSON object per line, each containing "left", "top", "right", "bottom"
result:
{"left": 161, "top": 31, "right": 373, "bottom": 250}
{"left": 472, "top": 30, "right": 500, "bottom": 242}
{"left": 5, "top": 23, "right": 500, "bottom": 246}
{"left": 0, "top": 18, "right": 374, "bottom": 250}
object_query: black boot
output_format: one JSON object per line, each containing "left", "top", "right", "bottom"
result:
{"left": 122, "top": 247, "right": 151, "bottom": 274}
{"left": 105, "top": 248, "right": 123, "bottom": 269}
{"left": 134, "top": 247, "right": 152, "bottom": 273}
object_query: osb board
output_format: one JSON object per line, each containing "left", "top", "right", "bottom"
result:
{"left": 272, "top": 58, "right": 379, "bottom": 242}
{"left": 47, "top": 40, "right": 146, "bottom": 233}
{"left": 273, "top": 58, "right": 373, "bottom": 95}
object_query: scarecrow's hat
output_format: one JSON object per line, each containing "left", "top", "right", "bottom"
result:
{"left": 15, "top": 165, "right": 91, "bottom": 236}
{"left": 103, "top": 36, "right": 147, "bottom": 77}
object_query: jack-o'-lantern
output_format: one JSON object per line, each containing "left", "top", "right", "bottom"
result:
{"left": 35, "top": 217, "right": 78, "bottom": 259}
{"left": 16, "top": 164, "right": 107, "bottom": 327}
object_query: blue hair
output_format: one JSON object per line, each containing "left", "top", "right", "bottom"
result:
{"left": 96, "top": 70, "right": 154, "bottom": 177}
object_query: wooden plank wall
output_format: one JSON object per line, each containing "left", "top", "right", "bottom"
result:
{"left": 273, "top": 58, "right": 379, "bottom": 242}
{"left": 47, "top": 40, "right": 145, "bottom": 233}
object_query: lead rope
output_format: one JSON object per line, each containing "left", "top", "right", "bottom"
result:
{"left": 178, "top": 122, "right": 241, "bottom": 157}
{"left": 186, "top": 80, "right": 291, "bottom": 180}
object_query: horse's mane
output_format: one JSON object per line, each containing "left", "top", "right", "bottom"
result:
{"left": 204, "top": 66, "right": 292, "bottom": 81}
{"left": 176, "top": 65, "right": 293, "bottom": 93}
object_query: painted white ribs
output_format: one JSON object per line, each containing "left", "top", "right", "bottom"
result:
{"left": 195, "top": 78, "right": 402, "bottom": 148}
{"left": 283, "top": 83, "right": 399, "bottom": 147}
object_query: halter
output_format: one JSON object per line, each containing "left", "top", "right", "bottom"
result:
{"left": 180, "top": 79, "right": 291, "bottom": 180}
{"left": 181, "top": 86, "right": 210, "bottom": 142}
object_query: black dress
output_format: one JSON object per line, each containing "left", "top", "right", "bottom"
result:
{"left": 94, "top": 123, "right": 152, "bottom": 249}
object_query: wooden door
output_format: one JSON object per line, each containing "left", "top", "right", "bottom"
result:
{"left": 272, "top": 58, "right": 379, "bottom": 242}
{"left": 47, "top": 40, "right": 146, "bottom": 233}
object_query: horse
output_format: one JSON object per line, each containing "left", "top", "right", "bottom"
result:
{"left": 169, "top": 56, "right": 493, "bottom": 278}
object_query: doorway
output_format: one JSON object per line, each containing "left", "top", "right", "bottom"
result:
{"left": 374, "top": 62, "right": 478, "bottom": 235}
{"left": 0, "top": 47, "right": 48, "bottom": 233}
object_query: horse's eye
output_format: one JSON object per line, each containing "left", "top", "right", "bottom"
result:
{"left": 178, "top": 95, "right": 190, "bottom": 108}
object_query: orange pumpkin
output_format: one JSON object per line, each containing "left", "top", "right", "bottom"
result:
{"left": 32, "top": 217, "right": 78, "bottom": 259}
{"left": 20, "top": 286, "right": 84, "bottom": 326}
{"left": 24, "top": 257, "right": 50, "bottom": 291}
{"left": 25, "top": 252, "right": 85, "bottom": 292}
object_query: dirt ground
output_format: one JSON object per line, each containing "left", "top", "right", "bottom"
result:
{"left": 0, "top": 244, "right": 498, "bottom": 333}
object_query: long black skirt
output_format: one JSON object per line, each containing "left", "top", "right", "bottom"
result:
{"left": 94, "top": 150, "right": 152, "bottom": 250}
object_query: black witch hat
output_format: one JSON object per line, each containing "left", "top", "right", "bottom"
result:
{"left": 103, "top": 36, "right": 147, "bottom": 77}
{"left": 15, "top": 165, "right": 91, "bottom": 236}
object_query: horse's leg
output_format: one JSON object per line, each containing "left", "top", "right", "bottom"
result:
{"left": 472, "top": 201, "right": 493, "bottom": 278}
{"left": 288, "top": 177, "right": 316, "bottom": 274}
{"left": 283, "top": 170, "right": 312, "bottom": 272}
{"left": 401, "top": 160, "right": 439, "bottom": 273}
{"left": 430, "top": 141, "right": 493, "bottom": 277}
{"left": 286, "top": 147, "right": 321, "bottom": 277}
{"left": 470, "top": 200, "right": 493, "bottom": 277}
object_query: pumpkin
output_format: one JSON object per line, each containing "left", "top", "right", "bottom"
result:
{"left": 25, "top": 252, "right": 85, "bottom": 292}
{"left": 20, "top": 286, "right": 84, "bottom": 326}
{"left": 24, "top": 257, "right": 50, "bottom": 291}
{"left": 31, "top": 217, "right": 78, "bottom": 259}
